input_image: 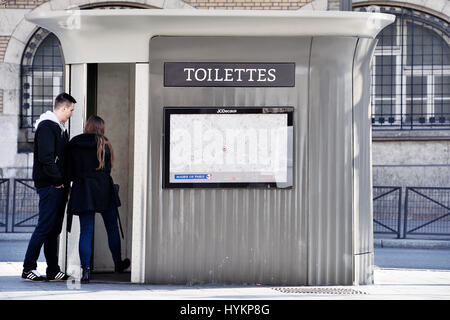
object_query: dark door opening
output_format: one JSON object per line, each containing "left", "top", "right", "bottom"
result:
{"left": 84, "top": 63, "right": 134, "bottom": 283}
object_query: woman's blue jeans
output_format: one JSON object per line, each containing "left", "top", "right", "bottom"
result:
{"left": 78, "top": 207, "right": 122, "bottom": 269}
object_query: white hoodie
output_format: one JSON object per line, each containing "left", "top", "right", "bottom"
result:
{"left": 34, "top": 111, "right": 67, "bottom": 133}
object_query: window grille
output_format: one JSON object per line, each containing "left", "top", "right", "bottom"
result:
{"left": 354, "top": 5, "right": 450, "bottom": 130}
{"left": 21, "top": 30, "right": 64, "bottom": 130}
{"left": 19, "top": 29, "right": 64, "bottom": 152}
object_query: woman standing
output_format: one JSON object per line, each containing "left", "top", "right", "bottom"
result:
{"left": 67, "top": 115, "right": 130, "bottom": 283}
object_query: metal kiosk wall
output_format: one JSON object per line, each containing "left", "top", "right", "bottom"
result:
{"left": 148, "top": 35, "right": 377, "bottom": 285}
{"left": 24, "top": 9, "right": 395, "bottom": 286}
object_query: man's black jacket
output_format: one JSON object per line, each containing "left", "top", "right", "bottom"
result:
{"left": 32, "top": 120, "right": 69, "bottom": 188}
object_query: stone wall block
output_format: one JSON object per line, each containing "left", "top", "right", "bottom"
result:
{"left": 0, "top": 63, "right": 20, "bottom": 90}
{"left": 11, "top": 18, "right": 37, "bottom": 45}
{"left": 3, "top": 37, "right": 25, "bottom": 64}
{"left": 2, "top": 88, "right": 20, "bottom": 116}
{"left": 50, "top": 0, "right": 71, "bottom": 10}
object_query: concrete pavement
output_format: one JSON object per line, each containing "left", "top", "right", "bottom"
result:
{"left": 374, "top": 238, "right": 450, "bottom": 249}
{"left": 0, "top": 262, "right": 449, "bottom": 300}
{"left": 1, "top": 233, "right": 449, "bottom": 300}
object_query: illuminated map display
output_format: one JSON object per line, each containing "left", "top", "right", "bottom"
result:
{"left": 163, "top": 107, "right": 293, "bottom": 188}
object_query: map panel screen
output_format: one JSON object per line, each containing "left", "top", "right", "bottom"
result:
{"left": 163, "top": 107, "right": 293, "bottom": 189}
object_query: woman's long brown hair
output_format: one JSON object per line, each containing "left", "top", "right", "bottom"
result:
{"left": 84, "top": 115, "right": 114, "bottom": 170}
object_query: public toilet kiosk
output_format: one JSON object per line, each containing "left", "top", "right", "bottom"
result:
{"left": 25, "top": 9, "right": 394, "bottom": 285}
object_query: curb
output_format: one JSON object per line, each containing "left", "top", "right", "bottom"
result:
{"left": 1, "top": 234, "right": 449, "bottom": 249}
{"left": 0, "top": 233, "right": 32, "bottom": 241}
{"left": 374, "top": 239, "right": 450, "bottom": 250}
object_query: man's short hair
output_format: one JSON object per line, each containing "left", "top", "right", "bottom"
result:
{"left": 54, "top": 92, "right": 76, "bottom": 110}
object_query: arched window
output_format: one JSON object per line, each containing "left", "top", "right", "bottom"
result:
{"left": 354, "top": 5, "right": 450, "bottom": 130}
{"left": 19, "top": 29, "right": 64, "bottom": 152}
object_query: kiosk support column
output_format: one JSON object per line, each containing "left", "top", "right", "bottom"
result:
{"left": 58, "top": 63, "right": 87, "bottom": 275}
{"left": 131, "top": 63, "right": 149, "bottom": 283}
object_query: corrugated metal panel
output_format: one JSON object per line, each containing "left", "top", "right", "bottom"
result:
{"left": 352, "top": 38, "right": 377, "bottom": 285}
{"left": 146, "top": 35, "right": 376, "bottom": 285}
{"left": 147, "top": 37, "right": 310, "bottom": 285}
{"left": 308, "top": 37, "right": 357, "bottom": 285}
{"left": 150, "top": 188, "right": 306, "bottom": 284}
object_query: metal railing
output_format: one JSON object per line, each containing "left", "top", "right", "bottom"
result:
{"left": 373, "top": 186, "right": 402, "bottom": 238}
{"left": 0, "top": 179, "right": 9, "bottom": 233}
{"left": 404, "top": 187, "right": 450, "bottom": 237}
{"left": 12, "top": 179, "right": 39, "bottom": 233}
{"left": 373, "top": 186, "right": 450, "bottom": 238}
{"left": 0, "top": 179, "right": 449, "bottom": 239}
{"left": 372, "top": 113, "right": 450, "bottom": 131}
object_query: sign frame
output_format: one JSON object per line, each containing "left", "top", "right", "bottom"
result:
{"left": 164, "top": 62, "right": 296, "bottom": 87}
{"left": 162, "top": 106, "right": 294, "bottom": 189}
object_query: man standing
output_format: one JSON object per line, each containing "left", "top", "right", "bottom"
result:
{"left": 22, "top": 92, "right": 76, "bottom": 281}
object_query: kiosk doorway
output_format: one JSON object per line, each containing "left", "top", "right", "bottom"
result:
{"left": 84, "top": 63, "right": 135, "bottom": 282}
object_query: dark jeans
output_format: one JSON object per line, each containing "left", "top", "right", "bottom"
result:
{"left": 79, "top": 208, "right": 122, "bottom": 269}
{"left": 23, "top": 186, "right": 67, "bottom": 275}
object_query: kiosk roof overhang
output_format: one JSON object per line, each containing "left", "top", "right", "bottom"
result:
{"left": 25, "top": 9, "right": 395, "bottom": 64}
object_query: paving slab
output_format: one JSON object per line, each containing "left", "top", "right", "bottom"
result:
{"left": 0, "top": 262, "right": 449, "bottom": 300}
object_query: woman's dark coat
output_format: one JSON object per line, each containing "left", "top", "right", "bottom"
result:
{"left": 66, "top": 133, "right": 120, "bottom": 231}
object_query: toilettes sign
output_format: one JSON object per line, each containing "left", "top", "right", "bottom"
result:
{"left": 164, "top": 62, "right": 295, "bottom": 87}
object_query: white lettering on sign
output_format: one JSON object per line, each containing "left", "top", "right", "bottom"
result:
{"left": 165, "top": 62, "right": 295, "bottom": 87}
{"left": 217, "top": 109, "right": 237, "bottom": 114}
{"left": 183, "top": 67, "right": 277, "bottom": 83}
